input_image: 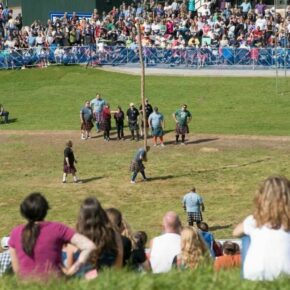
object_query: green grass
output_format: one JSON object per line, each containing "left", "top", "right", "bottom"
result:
{"left": 0, "top": 66, "right": 290, "bottom": 135}
{"left": 1, "top": 67, "right": 290, "bottom": 289}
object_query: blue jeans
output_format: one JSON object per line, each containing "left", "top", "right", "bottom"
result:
{"left": 241, "top": 235, "right": 251, "bottom": 278}
{"left": 131, "top": 170, "right": 146, "bottom": 181}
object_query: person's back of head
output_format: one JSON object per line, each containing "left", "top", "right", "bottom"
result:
{"left": 254, "top": 175, "right": 290, "bottom": 230}
{"left": 77, "top": 197, "right": 118, "bottom": 258}
{"left": 198, "top": 222, "right": 209, "bottom": 232}
{"left": 162, "top": 211, "right": 181, "bottom": 234}
{"left": 132, "top": 231, "right": 147, "bottom": 249}
{"left": 20, "top": 193, "right": 50, "bottom": 256}
{"left": 106, "top": 207, "right": 123, "bottom": 233}
{"left": 222, "top": 241, "right": 240, "bottom": 255}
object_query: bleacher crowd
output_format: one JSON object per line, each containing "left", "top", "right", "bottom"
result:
{"left": 0, "top": 0, "right": 290, "bottom": 52}
{"left": 0, "top": 175, "right": 290, "bottom": 281}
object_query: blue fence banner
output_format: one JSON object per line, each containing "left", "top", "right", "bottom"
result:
{"left": 0, "top": 46, "right": 290, "bottom": 69}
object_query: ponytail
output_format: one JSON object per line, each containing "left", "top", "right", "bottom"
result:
{"left": 22, "top": 221, "right": 40, "bottom": 256}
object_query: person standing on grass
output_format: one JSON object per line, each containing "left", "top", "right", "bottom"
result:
{"left": 148, "top": 106, "right": 165, "bottom": 147}
{"left": 101, "top": 104, "right": 112, "bottom": 141}
{"left": 139, "top": 98, "right": 153, "bottom": 138}
{"left": 90, "top": 93, "right": 106, "bottom": 133}
{"left": 173, "top": 104, "right": 192, "bottom": 145}
{"left": 127, "top": 103, "right": 140, "bottom": 141}
{"left": 0, "top": 104, "right": 9, "bottom": 124}
{"left": 182, "top": 187, "right": 205, "bottom": 227}
{"left": 130, "top": 146, "right": 150, "bottom": 184}
{"left": 80, "top": 100, "right": 94, "bottom": 140}
{"left": 62, "top": 140, "right": 81, "bottom": 183}
{"left": 114, "top": 106, "right": 125, "bottom": 140}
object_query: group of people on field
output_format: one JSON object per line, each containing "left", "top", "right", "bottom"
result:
{"left": 1, "top": 175, "right": 290, "bottom": 281}
{"left": 80, "top": 93, "right": 192, "bottom": 146}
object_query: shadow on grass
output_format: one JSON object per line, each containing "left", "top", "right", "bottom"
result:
{"left": 81, "top": 176, "right": 103, "bottom": 183}
{"left": 186, "top": 138, "right": 219, "bottom": 145}
{"left": 210, "top": 224, "right": 232, "bottom": 232}
{"left": 149, "top": 175, "right": 175, "bottom": 181}
{"left": 1, "top": 118, "right": 18, "bottom": 124}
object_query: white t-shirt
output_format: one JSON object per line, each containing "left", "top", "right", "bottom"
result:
{"left": 150, "top": 233, "right": 181, "bottom": 273}
{"left": 243, "top": 215, "right": 290, "bottom": 281}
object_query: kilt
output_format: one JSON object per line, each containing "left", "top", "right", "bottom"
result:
{"left": 128, "top": 120, "right": 139, "bottom": 131}
{"left": 129, "top": 160, "right": 145, "bottom": 173}
{"left": 81, "top": 120, "right": 94, "bottom": 131}
{"left": 187, "top": 211, "right": 203, "bottom": 224}
{"left": 175, "top": 123, "right": 189, "bottom": 135}
{"left": 63, "top": 164, "right": 77, "bottom": 174}
{"left": 152, "top": 127, "right": 164, "bottom": 137}
{"left": 94, "top": 112, "right": 103, "bottom": 123}
{"left": 100, "top": 119, "right": 111, "bottom": 131}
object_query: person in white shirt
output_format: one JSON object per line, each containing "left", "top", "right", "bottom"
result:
{"left": 255, "top": 15, "right": 267, "bottom": 31}
{"left": 233, "top": 176, "right": 290, "bottom": 281}
{"left": 149, "top": 212, "right": 182, "bottom": 273}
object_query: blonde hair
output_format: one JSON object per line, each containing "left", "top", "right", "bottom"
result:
{"left": 253, "top": 176, "right": 290, "bottom": 230}
{"left": 180, "top": 226, "right": 209, "bottom": 269}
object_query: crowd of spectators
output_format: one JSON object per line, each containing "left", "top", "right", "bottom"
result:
{"left": 0, "top": 175, "right": 290, "bottom": 281}
{"left": 1, "top": 0, "right": 290, "bottom": 52}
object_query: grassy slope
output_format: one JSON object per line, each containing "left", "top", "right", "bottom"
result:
{"left": 0, "top": 66, "right": 290, "bottom": 135}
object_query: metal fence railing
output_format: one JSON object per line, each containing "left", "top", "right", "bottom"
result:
{"left": 0, "top": 45, "right": 290, "bottom": 69}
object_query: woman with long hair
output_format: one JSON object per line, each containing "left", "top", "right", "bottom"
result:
{"left": 72, "top": 197, "right": 123, "bottom": 273}
{"left": 173, "top": 226, "right": 209, "bottom": 270}
{"left": 233, "top": 176, "right": 290, "bottom": 280}
{"left": 8, "top": 193, "right": 95, "bottom": 279}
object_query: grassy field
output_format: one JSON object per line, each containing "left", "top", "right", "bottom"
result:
{"left": 1, "top": 66, "right": 290, "bottom": 288}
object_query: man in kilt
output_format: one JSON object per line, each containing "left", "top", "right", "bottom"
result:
{"left": 62, "top": 140, "right": 81, "bottom": 183}
{"left": 148, "top": 107, "right": 165, "bottom": 147}
{"left": 127, "top": 103, "right": 140, "bottom": 141}
{"left": 90, "top": 93, "right": 106, "bottom": 133}
{"left": 130, "top": 146, "right": 150, "bottom": 184}
{"left": 139, "top": 98, "right": 153, "bottom": 138}
{"left": 182, "top": 187, "right": 205, "bottom": 226}
{"left": 80, "top": 100, "right": 94, "bottom": 140}
{"left": 172, "top": 104, "right": 192, "bottom": 145}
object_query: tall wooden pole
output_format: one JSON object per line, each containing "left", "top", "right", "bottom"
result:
{"left": 137, "top": 21, "right": 147, "bottom": 149}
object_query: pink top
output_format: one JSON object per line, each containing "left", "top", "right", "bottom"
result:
{"left": 9, "top": 221, "right": 75, "bottom": 278}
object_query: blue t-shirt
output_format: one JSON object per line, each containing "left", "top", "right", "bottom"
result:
{"left": 148, "top": 112, "right": 164, "bottom": 128}
{"left": 134, "top": 148, "right": 146, "bottom": 162}
{"left": 183, "top": 192, "right": 203, "bottom": 212}
{"left": 80, "top": 106, "right": 93, "bottom": 121}
{"left": 90, "top": 98, "right": 106, "bottom": 113}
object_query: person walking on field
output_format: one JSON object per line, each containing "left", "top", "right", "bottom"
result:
{"left": 130, "top": 146, "right": 150, "bottom": 184}
{"left": 80, "top": 100, "right": 93, "bottom": 140}
{"left": 183, "top": 187, "right": 205, "bottom": 226}
{"left": 62, "top": 140, "right": 81, "bottom": 183}
{"left": 90, "top": 93, "right": 106, "bottom": 133}
{"left": 173, "top": 104, "right": 192, "bottom": 145}
{"left": 148, "top": 107, "right": 165, "bottom": 147}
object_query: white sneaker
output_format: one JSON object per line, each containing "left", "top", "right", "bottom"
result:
{"left": 81, "top": 135, "right": 86, "bottom": 140}
{"left": 181, "top": 142, "right": 186, "bottom": 145}
{"left": 130, "top": 180, "right": 136, "bottom": 184}
{"left": 161, "top": 143, "right": 165, "bottom": 147}
{"left": 153, "top": 144, "right": 157, "bottom": 147}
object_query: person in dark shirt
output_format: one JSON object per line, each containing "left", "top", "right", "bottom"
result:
{"left": 106, "top": 208, "right": 132, "bottom": 266}
{"left": 130, "top": 146, "right": 150, "bottom": 184}
{"left": 130, "top": 231, "right": 148, "bottom": 271}
{"left": 80, "top": 100, "right": 93, "bottom": 140}
{"left": 101, "top": 104, "right": 112, "bottom": 141}
{"left": 126, "top": 103, "right": 140, "bottom": 141}
{"left": 62, "top": 140, "right": 81, "bottom": 183}
{"left": 114, "top": 106, "right": 125, "bottom": 140}
{"left": 139, "top": 98, "right": 153, "bottom": 138}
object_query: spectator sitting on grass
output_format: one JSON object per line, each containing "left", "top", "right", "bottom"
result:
{"left": 75, "top": 198, "right": 123, "bottom": 273}
{"left": 149, "top": 211, "right": 182, "bottom": 273}
{"left": 106, "top": 208, "right": 132, "bottom": 266}
{"left": 172, "top": 226, "right": 209, "bottom": 270}
{"left": 198, "top": 222, "right": 222, "bottom": 257}
{"left": 130, "top": 231, "right": 148, "bottom": 272}
{"left": 233, "top": 176, "right": 290, "bottom": 281}
{"left": 8, "top": 193, "right": 96, "bottom": 279}
{"left": 214, "top": 241, "right": 241, "bottom": 271}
